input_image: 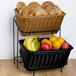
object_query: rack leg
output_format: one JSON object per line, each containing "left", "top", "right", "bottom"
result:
{"left": 20, "top": 57, "right": 21, "bottom": 64}
{"left": 13, "top": 17, "right": 15, "bottom": 64}
{"left": 59, "top": 27, "right": 61, "bottom": 37}
{"left": 33, "top": 71, "right": 35, "bottom": 76}
{"left": 60, "top": 67, "right": 62, "bottom": 72}
{"left": 67, "top": 60, "right": 68, "bottom": 64}
{"left": 17, "top": 29, "right": 19, "bottom": 69}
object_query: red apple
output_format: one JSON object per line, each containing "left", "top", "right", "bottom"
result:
{"left": 52, "top": 48, "right": 58, "bottom": 50}
{"left": 61, "top": 42, "right": 70, "bottom": 49}
{"left": 41, "top": 42, "right": 50, "bottom": 50}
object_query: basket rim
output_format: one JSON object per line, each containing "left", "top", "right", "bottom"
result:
{"left": 14, "top": 9, "right": 66, "bottom": 19}
{"left": 19, "top": 39, "right": 73, "bottom": 53}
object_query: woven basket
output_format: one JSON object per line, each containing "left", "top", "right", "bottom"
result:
{"left": 19, "top": 39, "right": 73, "bottom": 71}
{"left": 14, "top": 9, "right": 66, "bottom": 36}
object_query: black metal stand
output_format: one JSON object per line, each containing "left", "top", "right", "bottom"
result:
{"left": 33, "top": 71, "right": 35, "bottom": 76}
{"left": 13, "top": 16, "right": 62, "bottom": 75}
{"left": 13, "top": 17, "right": 15, "bottom": 64}
{"left": 60, "top": 67, "right": 62, "bottom": 72}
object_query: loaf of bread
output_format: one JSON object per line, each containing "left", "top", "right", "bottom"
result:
{"left": 28, "top": 2, "right": 41, "bottom": 10}
{"left": 19, "top": 5, "right": 26, "bottom": 15}
{"left": 16, "top": 1, "right": 62, "bottom": 17}
{"left": 24, "top": 2, "right": 40, "bottom": 16}
{"left": 42, "top": 1, "right": 62, "bottom": 15}
{"left": 34, "top": 6, "right": 49, "bottom": 16}
{"left": 27, "top": 2, "right": 49, "bottom": 16}
{"left": 17, "top": 2, "right": 26, "bottom": 11}
{"left": 22, "top": 7, "right": 35, "bottom": 17}
{"left": 42, "top": 1, "right": 55, "bottom": 11}
{"left": 49, "top": 5, "right": 62, "bottom": 15}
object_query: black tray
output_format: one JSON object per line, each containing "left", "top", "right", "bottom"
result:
{"left": 19, "top": 39, "right": 73, "bottom": 71}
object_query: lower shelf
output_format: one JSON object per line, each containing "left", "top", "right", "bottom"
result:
{"left": 19, "top": 39, "right": 73, "bottom": 71}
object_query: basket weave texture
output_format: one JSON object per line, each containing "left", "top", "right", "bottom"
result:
{"left": 19, "top": 39, "right": 73, "bottom": 71}
{"left": 14, "top": 9, "right": 65, "bottom": 36}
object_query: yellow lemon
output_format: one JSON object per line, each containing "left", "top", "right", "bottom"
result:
{"left": 41, "top": 39, "right": 52, "bottom": 49}
{"left": 57, "top": 38, "right": 64, "bottom": 45}
{"left": 53, "top": 40, "right": 61, "bottom": 49}
{"left": 49, "top": 36, "right": 58, "bottom": 43}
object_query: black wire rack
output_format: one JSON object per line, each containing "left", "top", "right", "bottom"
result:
{"left": 13, "top": 16, "right": 62, "bottom": 76}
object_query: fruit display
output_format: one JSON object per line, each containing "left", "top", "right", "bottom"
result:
{"left": 49, "top": 36, "right": 58, "bottom": 43}
{"left": 57, "top": 38, "right": 64, "bottom": 45}
{"left": 41, "top": 39, "right": 52, "bottom": 49}
{"left": 23, "top": 36, "right": 70, "bottom": 51}
{"left": 23, "top": 37, "right": 40, "bottom": 51}
{"left": 53, "top": 40, "right": 61, "bottom": 49}
{"left": 41, "top": 42, "right": 50, "bottom": 50}
{"left": 61, "top": 42, "right": 70, "bottom": 49}
{"left": 51, "top": 48, "right": 58, "bottom": 50}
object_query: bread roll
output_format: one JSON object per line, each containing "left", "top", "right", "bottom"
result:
{"left": 17, "top": 2, "right": 26, "bottom": 11}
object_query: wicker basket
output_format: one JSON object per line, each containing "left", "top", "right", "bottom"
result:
{"left": 14, "top": 9, "right": 66, "bottom": 36}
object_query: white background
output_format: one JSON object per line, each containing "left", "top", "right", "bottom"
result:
{"left": 0, "top": 0, "right": 76, "bottom": 59}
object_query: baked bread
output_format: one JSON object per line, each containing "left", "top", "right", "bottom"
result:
{"left": 22, "top": 7, "right": 35, "bottom": 17}
{"left": 17, "top": 2, "right": 26, "bottom": 11}
{"left": 28, "top": 2, "right": 49, "bottom": 16}
{"left": 28, "top": 2, "right": 41, "bottom": 11}
{"left": 17, "top": 1, "right": 62, "bottom": 17}
{"left": 42, "top": 1, "right": 55, "bottom": 11}
{"left": 34, "top": 6, "right": 49, "bottom": 16}
{"left": 22, "top": 2, "right": 40, "bottom": 17}
{"left": 42, "top": 1, "right": 62, "bottom": 15}
{"left": 19, "top": 5, "right": 26, "bottom": 15}
{"left": 20, "top": 2, "right": 48, "bottom": 17}
{"left": 49, "top": 6, "right": 62, "bottom": 15}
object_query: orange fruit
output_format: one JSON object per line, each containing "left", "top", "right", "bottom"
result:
{"left": 53, "top": 40, "right": 61, "bottom": 49}
{"left": 41, "top": 39, "right": 49, "bottom": 44}
{"left": 57, "top": 38, "right": 64, "bottom": 45}
{"left": 49, "top": 36, "right": 58, "bottom": 43}
{"left": 41, "top": 39, "right": 52, "bottom": 49}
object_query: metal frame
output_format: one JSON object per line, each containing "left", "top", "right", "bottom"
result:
{"left": 13, "top": 16, "right": 62, "bottom": 76}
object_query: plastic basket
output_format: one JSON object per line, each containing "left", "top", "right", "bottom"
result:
{"left": 19, "top": 38, "right": 73, "bottom": 71}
